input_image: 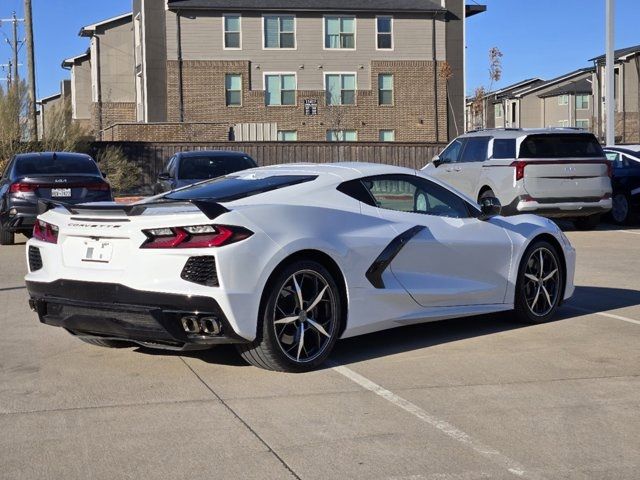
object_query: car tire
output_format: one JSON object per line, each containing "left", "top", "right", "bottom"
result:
{"left": 237, "top": 260, "right": 343, "bottom": 372}
{"left": 573, "top": 214, "right": 601, "bottom": 231}
{"left": 611, "top": 193, "right": 631, "bottom": 225}
{"left": 0, "top": 225, "right": 14, "bottom": 246}
{"left": 513, "top": 240, "right": 564, "bottom": 324}
{"left": 78, "top": 337, "right": 132, "bottom": 348}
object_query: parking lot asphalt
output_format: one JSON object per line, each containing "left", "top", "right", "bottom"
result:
{"left": 1, "top": 225, "right": 639, "bottom": 480}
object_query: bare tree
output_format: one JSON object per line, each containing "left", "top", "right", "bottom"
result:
{"left": 439, "top": 61, "right": 459, "bottom": 137}
{"left": 469, "top": 47, "right": 504, "bottom": 130}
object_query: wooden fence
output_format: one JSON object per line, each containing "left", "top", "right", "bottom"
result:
{"left": 91, "top": 141, "right": 446, "bottom": 193}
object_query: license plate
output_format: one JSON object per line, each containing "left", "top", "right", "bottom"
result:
{"left": 51, "top": 188, "right": 71, "bottom": 198}
{"left": 82, "top": 240, "right": 113, "bottom": 263}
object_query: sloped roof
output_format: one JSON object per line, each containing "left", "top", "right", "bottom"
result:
{"left": 512, "top": 67, "right": 594, "bottom": 98}
{"left": 167, "top": 0, "right": 445, "bottom": 13}
{"left": 61, "top": 51, "right": 90, "bottom": 68}
{"left": 589, "top": 44, "right": 640, "bottom": 63}
{"left": 79, "top": 12, "right": 132, "bottom": 37}
{"left": 538, "top": 77, "right": 592, "bottom": 98}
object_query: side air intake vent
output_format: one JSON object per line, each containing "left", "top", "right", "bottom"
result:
{"left": 181, "top": 256, "right": 219, "bottom": 287}
{"left": 28, "top": 246, "right": 43, "bottom": 272}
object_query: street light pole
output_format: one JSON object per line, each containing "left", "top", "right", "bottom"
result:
{"left": 605, "top": 0, "right": 615, "bottom": 146}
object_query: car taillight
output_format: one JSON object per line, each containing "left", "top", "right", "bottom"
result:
{"left": 33, "top": 220, "right": 59, "bottom": 244}
{"left": 605, "top": 161, "right": 613, "bottom": 178}
{"left": 510, "top": 161, "right": 527, "bottom": 181}
{"left": 141, "top": 225, "right": 253, "bottom": 249}
{"left": 9, "top": 182, "right": 38, "bottom": 193}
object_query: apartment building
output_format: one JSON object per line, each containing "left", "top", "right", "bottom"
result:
{"left": 61, "top": 52, "right": 92, "bottom": 132}
{"left": 79, "top": 13, "right": 136, "bottom": 136}
{"left": 591, "top": 44, "right": 640, "bottom": 143}
{"left": 115, "top": 0, "right": 484, "bottom": 143}
{"left": 466, "top": 78, "right": 543, "bottom": 130}
{"left": 37, "top": 80, "right": 70, "bottom": 140}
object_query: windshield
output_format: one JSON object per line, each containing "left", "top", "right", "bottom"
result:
{"left": 165, "top": 175, "right": 318, "bottom": 202}
{"left": 15, "top": 155, "right": 100, "bottom": 176}
{"left": 519, "top": 134, "right": 604, "bottom": 159}
{"left": 178, "top": 155, "right": 257, "bottom": 180}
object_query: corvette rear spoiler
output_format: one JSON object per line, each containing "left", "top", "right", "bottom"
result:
{"left": 37, "top": 198, "right": 230, "bottom": 220}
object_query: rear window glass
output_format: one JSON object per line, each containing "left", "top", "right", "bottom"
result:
{"left": 519, "top": 134, "right": 604, "bottom": 159}
{"left": 178, "top": 155, "right": 257, "bottom": 180}
{"left": 14, "top": 155, "right": 99, "bottom": 176}
{"left": 492, "top": 139, "right": 516, "bottom": 159}
{"left": 164, "top": 175, "right": 317, "bottom": 202}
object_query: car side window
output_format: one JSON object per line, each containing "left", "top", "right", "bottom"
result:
{"left": 460, "top": 137, "right": 490, "bottom": 163}
{"left": 439, "top": 139, "right": 465, "bottom": 164}
{"left": 167, "top": 157, "right": 177, "bottom": 177}
{"left": 1, "top": 158, "right": 12, "bottom": 180}
{"left": 492, "top": 139, "right": 516, "bottom": 159}
{"left": 363, "top": 175, "right": 470, "bottom": 219}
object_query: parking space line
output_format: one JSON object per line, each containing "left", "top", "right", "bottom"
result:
{"left": 332, "top": 364, "right": 542, "bottom": 480}
{"left": 0, "top": 286, "right": 26, "bottom": 292}
{"left": 567, "top": 305, "right": 640, "bottom": 326}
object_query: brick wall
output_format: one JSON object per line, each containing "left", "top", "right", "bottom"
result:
{"left": 616, "top": 112, "right": 640, "bottom": 143}
{"left": 92, "top": 102, "right": 137, "bottom": 140}
{"left": 102, "top": 122, "right": 230, "bottom": 142}
{"left": 165, "top": 60, "right": 449, "bottom": 143}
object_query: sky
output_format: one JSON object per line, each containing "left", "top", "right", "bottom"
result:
{"left": 466, "top": 0, "right": 639, "bottom": 95}
{"left": 0, "top": 0, "right": 638, "bottom": 99}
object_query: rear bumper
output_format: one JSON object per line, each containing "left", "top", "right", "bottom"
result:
{"left": 26, "top": 280, "right": 249, "bottom": 350}
{"left": 503, "top": 196, "right": 612, "bottom": 218}
{"left": 0, "top": 200, "right": 37, "bottom": 232}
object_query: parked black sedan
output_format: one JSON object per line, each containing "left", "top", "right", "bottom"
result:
{"left": 153, "top": 150, "right": 257, "bottom": 194}
{"left": 0, "top": 152, "right": 112, "bottom": 245}
{"left": 603, "top": 146, "right": 640, "bottom": 224}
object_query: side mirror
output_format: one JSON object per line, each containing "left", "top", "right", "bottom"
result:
{"left": 479, "top": 196, "right": 502, "bottom": 220}
{"left": 158, "top": 172, "right": 171, "bottom": 181}
{"left": 432, "top": 155, "right": 443, "bottom": 168}
{"left": 101, "top": 171, "right": 108, "bottom": 179}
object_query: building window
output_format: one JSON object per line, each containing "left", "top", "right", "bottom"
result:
{"left": 378, "top": 74, "right": 394, "bottom": 105}
{"left": 325, "top": 16, "right": 355, "bottom": 49}
{"left": 558, "top": 95, "right": 569, "bottom": 106}
{"left": 558, "top": 120, "right": 569, "bottom": 127}
{"left": 494, "top": 103, "right": 503, "bottom": 119}
{"left": 278, "top": 130, "right": 298, "bottom": 141}
{"left": 225, "top": 74, "right": 242, "bottom": 106}
{"left": 325, "top": 73, "right": 356, "bottom": 105}
{"left": 376, "top": 16, "right": 393, "bottom": 50}
{"left": 575, "top": 94, "right": 589, "bottom": 110}
{"left": 379, "top": 130, "right": 395, "bottom": 142}
{"left": 224, "top": 14, "right": 241, "bottom": 49}
{"left": 265, "top": 74, "right": 296, "bottom": 106}
{"left": 327, "top": 130, "right": 357, "bottom": 142}
{"left": 263, "top": 15, "right": 295, "bottom": 49}
{"left": 576, "top": 119, "right": 589, "bottom": 129}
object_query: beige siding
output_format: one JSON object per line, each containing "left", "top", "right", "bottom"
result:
{"left": 98, "top": 21, "right": 135, "bottom": 103}
{"left": 72, "top": 59, "right": 92, "bottom": 120}
{"left": 165, "top": 11, "right": 445, "bottom": 90}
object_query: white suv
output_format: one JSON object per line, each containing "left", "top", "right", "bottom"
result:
{"left": 423, "top": 129, "right": 612, "bottom": 229}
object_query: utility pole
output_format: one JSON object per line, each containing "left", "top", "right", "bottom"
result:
{"left": 12, "top": 11, "right": 19, "bottom": 82}
{"left": 0, "top": 13, "right": 24, "bottom": 86}
{"left": 24, "top": 0, "right": 37, "bottom": 141}
{"left": 605, "top": 0, "right": 615, "bottom": 146}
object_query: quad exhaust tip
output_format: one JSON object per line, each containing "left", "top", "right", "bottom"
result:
{"left": 181, "top": 315, "right": 222, "bottom": 336}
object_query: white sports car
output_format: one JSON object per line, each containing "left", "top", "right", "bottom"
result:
{"left": 25, "top": 163, "right": 576, "bottom": 372}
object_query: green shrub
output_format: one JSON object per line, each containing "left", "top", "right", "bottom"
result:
{"left": 95, "top": 146, "right": 142, "bottom": 195}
